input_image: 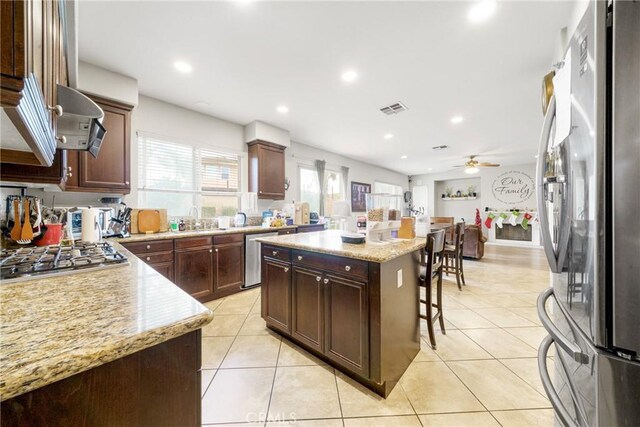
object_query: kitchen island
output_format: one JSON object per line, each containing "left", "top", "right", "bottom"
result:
{"left": 257, "top": 230, "right": 426, "bottom": 397}
{"left": 0, "top": 243, "right": 212, "bottom": 426}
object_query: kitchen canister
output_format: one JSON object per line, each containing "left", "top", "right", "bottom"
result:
{"left": 81, "top": 208, "right": 102, "bottom": 242}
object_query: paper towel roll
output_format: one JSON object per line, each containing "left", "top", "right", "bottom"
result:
{"left": 81, "top": 208, "right": 101, "bottom": 242}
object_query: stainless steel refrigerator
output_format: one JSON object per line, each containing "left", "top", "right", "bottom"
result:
{"left": 536, "top": 1, "right": 640, "bottom": 426}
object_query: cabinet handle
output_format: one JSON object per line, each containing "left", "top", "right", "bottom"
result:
{"left": 48, "top": 104, "right": 63, "bottom": 116}
{"left": 284, "top": 267, "right": 289, "bottom": 272}
{"left": 209, "top": 249, "right": 213, "bottom": 253}
{"left": 259, "top": 191, "right": 263, "bottom": 194}
{"left": 146, "top": 256, "right": 151, "bottom": 261}
{"left": 323, "top": 278, "right": 329, "bottom": 284}
{"left": 67, "top": 166, "right": 72, "bottom": 172}
{"left": 215, "top": 248, "right": 219, "bottom": 252}
{"left": 125, "top": 181, "right": 130, "bottom": 185}
{"left": 146, "top": 245, "right": 151, "bottom": 249}
{"left": 67, "top": 172, "right": 73, "bottom": 178}
{"left": 56, "top": 135, "right": 67, "bottom": 144}
{"left": 345, "top": 265, "right": 351, "bottom": 272}
{"left": 316, "top": 276, "right": 321, "bottom": 281}
{"left": 272, "top": 251, "right": 278, "bottom": 256}
{"left": 298, "top": 255, "right": 303, "bottom": 261}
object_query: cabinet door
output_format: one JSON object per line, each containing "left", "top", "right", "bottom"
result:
{"left": 77, "top": 98, "right": 131, "bottom": 192}
{"left": 261, "top": 258, "right": 291, "bottom": 334}
{"left": 291, "top": 266, "right": 324, "bottom": 352}
{"left": 148, "top": 262, "right": 174, "bottom": 282}
{"left": 258, "top": 144, "right": 285, "bottom": 199}
{"left": 212, "top": 241, "right": 244, "bottom": 298}
{"left": 324, "top": 274, "right": 369, "bottom": 377}
{"left": 174, "top": 248, "right": 213, "bottom": 301}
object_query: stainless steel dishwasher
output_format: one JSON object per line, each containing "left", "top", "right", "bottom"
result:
{"left": 243, "top": 231, "right": 278, "bottom": 288}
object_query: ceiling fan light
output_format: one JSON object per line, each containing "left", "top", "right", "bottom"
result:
{"left": 465, "top": 166, "right": 480, "bottom": 174}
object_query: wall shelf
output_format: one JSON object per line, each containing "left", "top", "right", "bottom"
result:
{"left": 442, "top": 196, "right": 478, "bottom": 201}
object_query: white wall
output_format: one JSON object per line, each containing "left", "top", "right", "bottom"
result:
{"left": 413, "top": 163, "right": 537, "bottom": 233}
{"left": 77, "top": 61, "right": 139, "bottom": 106}
{"left": 434, "top": 177, "right": 481, "bottom": 223}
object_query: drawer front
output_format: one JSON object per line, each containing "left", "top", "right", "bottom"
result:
{"left": 139, "top": 251, "right": 174, "bottom": 264}
{"left": 292, "top": 250, "right": 368, "bottom": 280}
{"left": 122, "top": 239, "right": 173, "bottom": 255}
{"left": 213, "top": 233, "right": 244, "bottom": 245}
{"left": 278, "top": 228, "right": 296, "bottom": 235}
{"left": 263, "top": 245, "right": 291, "bottom": 262}
{"left": 297, "top": 224, "right": 326, "bottom": 233}
{"left": 175, "top": 236, "right": 213, "bottom": 250}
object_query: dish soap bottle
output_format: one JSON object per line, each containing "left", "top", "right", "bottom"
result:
{"left": 178, "top": 218, "right": 186, "bottom": 232}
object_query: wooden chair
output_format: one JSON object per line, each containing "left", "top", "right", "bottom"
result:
{"left": 431, "top": 216, "right": 455, "bottom": 242}
{"left": 444, "top": 222, "right": 466, "bottom": 291}
{"left": 419, "top": 229, "right": 446, "bottom": 349}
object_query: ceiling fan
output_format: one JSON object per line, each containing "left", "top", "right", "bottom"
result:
{"left": 453, "top": 156, "right": 501, "bottom": 174}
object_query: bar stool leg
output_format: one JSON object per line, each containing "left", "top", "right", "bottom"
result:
{"left": 454, "top": 254, "right": 462, "bottom": 291}
{"left": 436, "top": 267, "right": 445, "bottom": 334}
{"left": 425, "top": 279, "right": 437, "bottom": 349}
{"left": 459, "top": 252, "right": 466, "bottom": 286}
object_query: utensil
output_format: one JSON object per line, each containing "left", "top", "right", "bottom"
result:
{"left": 32, "top": 198, "right": 43, "bottom": 238}
{"left": 10, "top": 198, "right": 22, "bottom": 241}
{"left": 20, "top": 198, "right": 34, "bottom": 243}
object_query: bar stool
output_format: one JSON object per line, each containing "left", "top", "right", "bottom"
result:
{"left": 444, "top": 222, "right": 466, "bottom": 291}
{"left": 419, "top": 229, "right": 446, "bottom": 350}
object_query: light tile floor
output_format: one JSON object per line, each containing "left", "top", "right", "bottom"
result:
{"left": 201, "top": 245, "right": 554, "bottom": 426}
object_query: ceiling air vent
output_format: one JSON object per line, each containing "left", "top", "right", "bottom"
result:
{"left": 432, "top": 145, "right": 448, "bottom": 150}
{"left": 379, "top": 102, "right": 408, "bottom": 115}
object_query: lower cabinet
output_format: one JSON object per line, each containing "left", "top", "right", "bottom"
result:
{"left": 262, "top": 251, "right": 370, "bottom": 378}
{"left": 149, "top": 262, "right": 175, "bottom": 282}
{"left": 212, "top": 235, "right": 245, "bottom": 299}
{"left": 261, "top": 258, "right": 291, "bottom": 334}
{"left": 174, "top": 246, "right": 214, "bottom": 301}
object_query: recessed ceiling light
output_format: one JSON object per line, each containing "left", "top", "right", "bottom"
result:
{"left": 468, "top": 0, "right": 497, "bottom": 23}
{"left": 174, "top": 61, "right": 193, "bottom": 73}
{"left": 195, "top": 101, "right": 210, "bottom": 108}
{"left": 401, "top": 155, "right": 408, "bottom": 159}
{"left": 276, "top": 105, "right": 289, "bottom": 114}
{"left": 341, "top": 70, "right": 358, "bottom": 83}
{"left": 384, "top": 133, "right": 394, "bottom": 140}
{"left": 450, "top": 115, "right": 464, "bottom": 124}
{"left": 534, "top": 155, "right": 539, "bottom": 158}
{"left": 428, "top": 168, "right": 433, "bottom": 171}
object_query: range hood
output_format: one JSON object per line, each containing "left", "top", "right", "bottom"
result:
{"left": 56, "top": 84, "right": 106, "bottom": 158}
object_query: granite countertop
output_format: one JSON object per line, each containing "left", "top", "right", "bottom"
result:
{"left": 257, "top": 230, "right": 426, "bottom": 263}
{"left": 0, "top": 242, "right": 213, "bottom": 401}
{"left": 114, "top": 225, "right": 300, "bottom": 243}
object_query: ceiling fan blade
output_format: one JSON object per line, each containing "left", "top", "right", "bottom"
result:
{"left": 452, "top": 165, "right": 466, "bottom": 168}
{"left": 478, "top": 163, "right": 500, "bottom": 167}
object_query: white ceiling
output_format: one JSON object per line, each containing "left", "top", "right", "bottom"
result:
{"left": 78, "top": 1, "right": 575, "bottom": 175}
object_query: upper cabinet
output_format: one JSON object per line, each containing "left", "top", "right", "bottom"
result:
{"left": 0, "top": 0, "right": 69, "bottom": 166}
{"left": 247, "top": 140, "right": 286, "bottom": 200}
{"left": 65, "top": 95, "right": 133, "bottom": 193}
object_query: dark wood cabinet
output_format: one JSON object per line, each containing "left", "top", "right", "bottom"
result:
{"left": 1, "top": 330, "right": 201, "bottom": 427}
{"left": 1, "top": 0, "right": 68, "bottom": 167}
{"left": 261, "top": 258, "right": 291, "bottom": 334}
{"left": 212, "top": 239, "right": 244, "bottom": 299}
{"left": 247, "top": 140, "right": 285, "bottom": 200}
{"left": 324, "top": 274, "right": 369, "bottom": 377}
{"left": 291, "top": 266, "right": 325, "bottom": 353}
{"left": 297, "top": 224, "right": 327, "bottom": 233}
{"left": 0, "top": 149, "right": 68, "bottom": 187}
{"left": 148, "top": 261, "right": 174, "bottom": 282}
{"left": 174, "top": 246, "right": 214, "bottom": 301}
{"left": 66, "top": 95, "right": 133, "bottom": 193}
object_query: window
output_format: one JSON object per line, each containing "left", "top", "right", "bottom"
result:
{"left": 137, "top": 134, "right": 241, "bottom": 217}
{"left": 298, "top": 166, "right": 344, "bottom": 214}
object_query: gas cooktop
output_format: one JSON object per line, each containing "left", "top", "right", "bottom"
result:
{"left": 0, "top": 242, "right": 129, "bottom": 283}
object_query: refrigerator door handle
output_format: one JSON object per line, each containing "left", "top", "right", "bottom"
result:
{"left": 537, "top": 288, "right": 589, "bottom": 364}
{"left": 539, "top": 335, "right": 579, "bottom": 427}
{"left": 536, "top": 95, "right": 561, "bottom": 273}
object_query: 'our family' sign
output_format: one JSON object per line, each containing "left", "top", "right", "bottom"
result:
{"left": 491, "top": 171, "right": 534, "bottom": 204}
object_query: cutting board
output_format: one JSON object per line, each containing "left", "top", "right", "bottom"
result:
{"left": 131, "top": 209, "right": 169, "bottom": 234}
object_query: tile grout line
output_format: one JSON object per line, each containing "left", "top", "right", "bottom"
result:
{"left": 332, "top": 367, "right": 345, "bottom": 424}
{"left": 263, "top": 337, "right": 282, "bottom": 427}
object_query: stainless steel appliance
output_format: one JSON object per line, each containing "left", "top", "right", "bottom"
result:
{"left": 66, "top": 207, "right": 114, "bottom": 239}
{"left": 0, "top": 241, "right": 129, "bottom": 284}
{"left": 536, "top": 2, "right": 640, "bottom": 426}
{"left": 244, "top": 231, "right": 278, "bottom": 288}
{"left": 234, "top": 212, "right": 247, "bottom": 227}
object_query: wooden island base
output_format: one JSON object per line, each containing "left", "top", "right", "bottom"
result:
{"left": 1, "top": 330, "right": 202, "bottom": 427}
{"left": 260, "top": 242, "right": 422, "bottom": 397}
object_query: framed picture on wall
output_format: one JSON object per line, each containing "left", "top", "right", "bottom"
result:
{"left": 351, "top": 181, "right": 371, "bottom": 212}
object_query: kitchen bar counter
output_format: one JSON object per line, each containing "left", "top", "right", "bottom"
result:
{"left": 257, "top": 229, "right": 426, "bottom": 263}
{"left": 113, "top": 225, "right": 300, "bottom": 243}
{"left": 0, "top": 242, "right": 213, "bottom": 402}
